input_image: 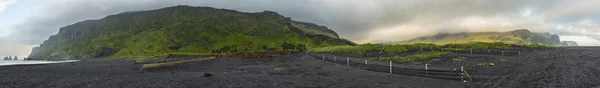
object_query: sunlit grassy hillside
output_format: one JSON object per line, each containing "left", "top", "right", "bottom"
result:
{"left": 406, "top": 29, "right": 561, "bottom": 46}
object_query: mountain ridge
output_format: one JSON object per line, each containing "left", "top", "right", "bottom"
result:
{"left": 388, "top": 29, "right": 573, "bottom": 46}
{"left": 28, "top": 5, "right": 354, "bottom": 60}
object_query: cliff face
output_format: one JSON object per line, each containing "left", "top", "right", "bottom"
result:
{"left": 562, "top": 41, "right": 579, "bottom": 46}
{"left": 401, "top": 29, "right": 565, "bottom": 46}
{"left": 29, "top": 5, "right": 354, "bottom": 60}
{"left": 289, "top": 21, "right": 340, "bottom": 38}
{"left": 27, "top": 47, "right": 40, "bottom": 58}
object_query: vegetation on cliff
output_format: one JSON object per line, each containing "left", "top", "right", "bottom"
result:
{"left": 29, "top": 5, "right": 354, "bottom": 60}
{"left": 400, "top": 29, "right": 563, "bottom": 46}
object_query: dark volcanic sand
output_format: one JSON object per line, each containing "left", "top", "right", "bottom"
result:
{"left": 4, "top": 47, "right": 597, "bottom": 88}
{"left": 314, "top": 47, "right": 600, "bottom": 88}
{"left": 0, "top": 54, "right": 463, "bottom": 88}
{"left": 467, "top": 47, "right": 600, "bottom": 88}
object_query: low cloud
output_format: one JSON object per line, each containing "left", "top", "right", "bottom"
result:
{"left": 0, "top": 0, "right": 16, "bottom": 13}
{"left": 0, "top": 39, "right": 34, "bottom": 58}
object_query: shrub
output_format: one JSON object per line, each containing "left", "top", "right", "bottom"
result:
{"left": 310, "top": 44, "right": 408, "bottom": 55}
{"left": 522, "top": 43, "right": 550, "bottom": 48}
{"left": 369, "top": 51, "right": 451, "bottom": 63}
{"left": 310, "top": 42, "right": 552, "bottom": 55}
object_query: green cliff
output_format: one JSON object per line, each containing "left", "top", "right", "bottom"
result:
{"left": 400, "top": 29, "right": 564, "bottom": 46}
{"left": 28, "top": 5, "right": 354, "bottom": 60}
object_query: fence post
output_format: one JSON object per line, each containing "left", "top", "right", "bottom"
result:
{"left": 420, "top": 47, "right": 423, "bottom": 52}
{"left": 425, "top": 64, "right": 428, "bottom": 76}
{"left": 518, "top": 51, "right": 521, "bottom": 56}
{"left": 334, "top": 56, "right": 337, "bottom": 62}
{"left": 461, "top": 66, "right": 464, "bottom": 82}
{"left": 389, "top": 61, "right": 393, "bottom": 74}
{"left": 501, "top": 50, "right": 504, "bottom": 56}
{"left": 322, "top": 54, "right": 325, "bottom": 61}
{"left": 470, "top": 48, "right": 473, "bottom": 55}
{"left": 347, "top": 57, "right": 349, "bottom": 66}
{"left": 442, "top": 48, "right": 444, "bottom": 52}
{"left": 364, "top": 60, "right": 368, "bottom": 69}
{"left": 488, "top": 49, "right": 490, "bottom": 53}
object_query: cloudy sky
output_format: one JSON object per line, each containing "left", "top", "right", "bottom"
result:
{"left": 1, "top": 0, "right": 600, "bottom": 57}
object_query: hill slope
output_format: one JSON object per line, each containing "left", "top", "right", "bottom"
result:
{"left": 28, "top": 5, "right": 354, "bottom": 60}
{"left": 398, "top": 29, "right": 563, "bottom": 45}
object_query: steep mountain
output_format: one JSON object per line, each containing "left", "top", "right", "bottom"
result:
{"left": 561, "top": 41, "right": 579, "bottom": 46}
{"left": 28, "top": 5, "right": 354, "bottom": 60}
{"left": 398, "top": 29, "right": 565, "bottom": 45}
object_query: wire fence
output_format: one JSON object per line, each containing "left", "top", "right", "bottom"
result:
{"left": 412, "top": 46, "right": 559, "bottom": 57}
{"left": 306, "top": 47, "right": 556, "bottom": 81}
{"left": 414, "top": 48, "right": 526, "bottom": 56}
{"left": 307, "top": 53, "right": 467, "bottom": 81}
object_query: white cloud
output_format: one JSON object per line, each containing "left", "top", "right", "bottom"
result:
{"left": 0, "top": 29, "right": 11, "bottom": 37}
{"left": 359, "top": 23, "right": 440, "bottom": 43}
{"left": 554, "top": 19, "right": 600, "bottom": 40}
{"left": 12, "top": 0, "right": 600, "bottom": 44}
{"left": 544, "top": 0, "right": 600, "bottom": 21}
{"left": 4, "top": 0, "right": 600, "bottom": 58}
{"left": 358, "top": 11, "right": 553, "bottom": 43}
{"left": 0, "top": 0, "right": 16, "bottom": 13}
{"left": 0, "top": 40, "right": 34, "bottom": 58}
{"left": 354, "top": 0, "right": 600, "bottom": 44}
{"left": 560, "top": 36, "right": 600, "bottom": 46}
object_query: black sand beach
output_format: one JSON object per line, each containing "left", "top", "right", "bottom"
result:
{"left": 467, "top": 47, "right": 600, "bottom": 88}
{"left": 3, "top": 47, "right": 600, "bottom": 88}
{"left": 0, "top": 54, "right": 463, "bottom": 88}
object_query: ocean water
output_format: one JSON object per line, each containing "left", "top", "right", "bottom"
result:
{"left": 0, "top": 60, "right": 79, "bottom": 66}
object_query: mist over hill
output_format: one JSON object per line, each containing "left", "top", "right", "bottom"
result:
{"left": 28, "top": 5, "right": 354, "bottom": 60}
{"left": 389, "top": 29, "right": 577, "bottom": 46}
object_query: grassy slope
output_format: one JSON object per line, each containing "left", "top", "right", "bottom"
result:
{"left": 310, "top": 42, "right": 550, "bottom": 62}
{"left": 406, "top": 29, "right": 560, "bottom": 45}
{"left": 368, "top": 51, "right": 451, "bottom": 63}
{"left": 290, "top": 21, "right": 339, "bottom": 38}
{"left": 312, "top": 42, "right": 551, "bottom": 54}
{"left": 30, "top": 6, "right": 354, "bottom": 60}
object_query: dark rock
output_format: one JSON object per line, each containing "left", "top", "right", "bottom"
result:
{"left": 203, "top": 72, "right": 213, "bottom": 77}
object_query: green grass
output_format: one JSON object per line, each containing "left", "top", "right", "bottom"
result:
{"left": 309, "top": 44, "right": 410, "bottom": 55}
{"left": 452, "top": 57, "right": 466, "bottom": 62}
{"left": 441, "top": 42, "right": 552, "bottom": 50}
{"left": 310, "top": 42, "right": 552, "bottom": 55}
{"left": 442, "top": 42, "right": 513, "bottom": 50}
{"left": 368, "top": 51, "right": 451, "bottom": 63}
{"left": 522, "top": 43, "right": 552, "bottom": 48}
{"left": 310, "top": 42, "right": 553, "bottom": 63}
{"left": 407, "top": 29, "right": 563, "bottom": 46}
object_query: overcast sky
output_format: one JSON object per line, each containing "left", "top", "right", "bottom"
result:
{"left": 1, "top": 0, "right": 600, "bottom": 57}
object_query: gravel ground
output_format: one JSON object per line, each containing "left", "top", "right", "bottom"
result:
{"left": 0, "top": 54, "right": 463, "bottom": 88}
{"left": 468, "top": 47, "right": 600, "bottom": 88}
{"left": 299, "top": 47, "right": 600, "bottom": 88}
{"left": 4, "top": 47, "right": 595, "bottom": 88}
